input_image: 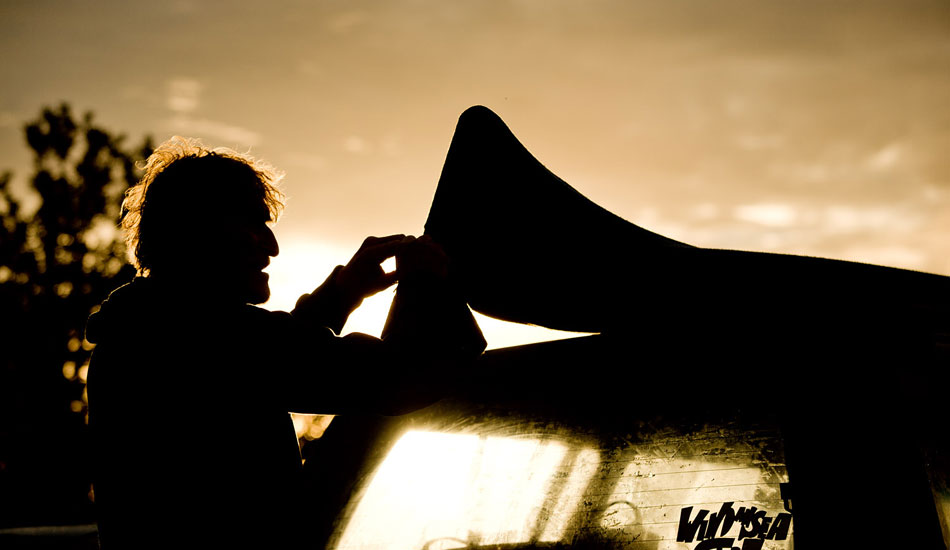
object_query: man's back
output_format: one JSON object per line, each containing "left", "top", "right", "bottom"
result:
{"left": 86, "top": 278, "right": 310, "bottom": 547}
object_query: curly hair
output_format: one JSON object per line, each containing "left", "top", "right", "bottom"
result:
{"left": 122, "top": 136, "right": 285, "bottom": 276}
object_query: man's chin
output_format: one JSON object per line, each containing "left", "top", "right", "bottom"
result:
{"left": 243, "top": 273, "right": 270, "bottom": 305}
{"left": 245, "top": 290, "right": 270, "bottom": 305}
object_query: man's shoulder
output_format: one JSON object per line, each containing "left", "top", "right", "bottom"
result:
{"left": 242, "top": 303, "right": 294, "bottom": 326}
{"left": 240, "top": 304, "right": 331, "bottom": 339}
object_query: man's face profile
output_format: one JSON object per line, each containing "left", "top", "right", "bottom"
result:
{"left": 158, "top": 166, "right": 280, "bottom": 305}
{"left": 203, "top": 201, "right": 279, "bottom": 305}
{"left": 123, "top": 139, "right": 286, "bottom": 305}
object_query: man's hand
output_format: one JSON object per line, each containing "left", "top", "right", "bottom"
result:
{"left": 395, "top": 235, "right": 449, "bottom": 282}
{"left": 337, "top": 235, "right": 415, "bottom": 309}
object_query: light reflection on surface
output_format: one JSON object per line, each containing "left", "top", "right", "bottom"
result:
{"left": 330, "top": 426, "right": 795, "bottom": 549}
{"left": 334, "top": 431, "right": 593, "bottom": 550}
{"left": 469, "top": 436, "right": 566, "bottom": 545}
{"left": 538, "top": 448, "right": 600, "bottom": 542}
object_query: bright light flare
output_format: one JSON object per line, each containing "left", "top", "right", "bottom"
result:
{"left": 266, "top": 237, "right": 594, "bottom": 346}
{"left": 334, "top": 431, "right": 598, "bottom": 550}
{"left": 335, "top": 431, "right": 481, "bottom": 550}
{"left": 264, "top": 239, "right": 351, "bottom": 313}
{"left": 468, "top": 436, "right": 566, "bottom": 545}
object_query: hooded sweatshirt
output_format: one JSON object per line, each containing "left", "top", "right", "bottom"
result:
{"left": 85, "top": 272, "right": 391, "bottom": 548}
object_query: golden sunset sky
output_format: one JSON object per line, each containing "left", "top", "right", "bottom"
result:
{"left": 2, "top": 0, "right": 948, "bottom": 347}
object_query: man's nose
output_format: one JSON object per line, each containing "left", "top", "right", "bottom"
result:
{"left": 259, "top": 225, "right": 279, "bottom": 257}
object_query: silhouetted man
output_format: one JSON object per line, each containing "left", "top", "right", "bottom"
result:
{"left": 85, "top": 137, "right": 478, "bottom": 548}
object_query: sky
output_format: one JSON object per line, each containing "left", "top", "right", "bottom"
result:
{"left": 2, "top": 0, "right": 948, "bottom": 347}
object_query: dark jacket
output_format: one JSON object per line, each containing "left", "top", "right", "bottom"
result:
{"left": 85, "top": 269, "right": 474, "bottom": 548}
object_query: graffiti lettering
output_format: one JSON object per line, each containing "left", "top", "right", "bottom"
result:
{"left": 677, "top": 502, "right": 791, "bottom": 547}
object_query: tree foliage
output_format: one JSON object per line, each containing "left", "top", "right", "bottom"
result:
{"left": 0, "top": 103, "right": 151, "bottom": 526}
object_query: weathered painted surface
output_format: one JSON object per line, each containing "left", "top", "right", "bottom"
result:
{"left": 329, "top": 418, "right": 792, "bottom": 550}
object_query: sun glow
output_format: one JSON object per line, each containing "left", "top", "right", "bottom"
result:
{"left": 265, "top": 237, "right": 592, "bottom": 348}
{"left": 334, "top": 431, "right": 598, "bottom": 550}
{"left": 263, "top": 238, "right": 350, "bottom": 311}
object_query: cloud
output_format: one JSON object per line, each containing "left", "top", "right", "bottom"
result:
{"left": 865, "top": 143, "right": 902, "bottom": 172}
{"left": 768, "top": 161, "right": 833, "bottom": 184}
{"left": 166, "top": 78, "right": 203, "bottom": 113}
{"left": 162, "top": 77, "right": 259, "bottom": 146}
{"left": 822, "top": 205, "right": 918, "bottom": 234}
{"left": 732, "top": 201, "right": 922, "bottom": 235}
{"left": 689, "top": 203, "right": 720, "bottom": 221}
{"left": 733, "top": 203, "right": 799, "bottom": 227}
{"left": 164, "top": 114, "right": 261, "bottom": 147}
{"left": 344, "top": 136, "right": 368, "bottom": 154}
{"left": 765, "top": 140, "right": 909, "bottom": 186}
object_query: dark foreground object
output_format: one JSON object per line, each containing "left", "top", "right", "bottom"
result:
{"left": 304, "top": 106, "right": 949, "bottom": 549}
{"left": 0, "top": 525, "right": 98, "bottom": 550}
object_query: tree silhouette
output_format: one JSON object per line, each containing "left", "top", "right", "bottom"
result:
{"left": 0, "top": 104, "right": 151, "bottom": 527}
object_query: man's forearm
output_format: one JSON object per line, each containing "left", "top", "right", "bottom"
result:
{"left": 291, "top": 265, "right": 359, "bottom": 334}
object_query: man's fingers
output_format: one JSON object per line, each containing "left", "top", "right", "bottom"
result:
{"left": 361, "top": 234, "right": 410, "bottom": 249}
{"left": 357, "top": 236, "right": 416, "bottom": 263}
{"left": 377, "top": 270, "right": 399, "bottom": 289}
